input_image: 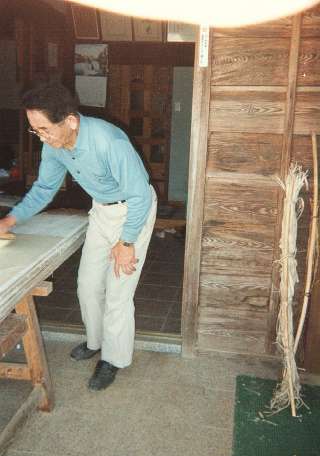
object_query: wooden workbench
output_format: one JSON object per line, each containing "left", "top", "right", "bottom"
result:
{"left": 0, "top": 210, "right": 88, "bottom": 450}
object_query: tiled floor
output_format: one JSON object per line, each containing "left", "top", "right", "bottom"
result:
{"left": 36, "top": 229, "right": 185, "bottom": 335}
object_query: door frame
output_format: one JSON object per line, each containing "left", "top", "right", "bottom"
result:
{"left": 181, "top": 29, "right": 213, "bottom": 357}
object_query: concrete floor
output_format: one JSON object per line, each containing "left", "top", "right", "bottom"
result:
{"left": 1, "top": 337, "right": 280, "bottom": 456}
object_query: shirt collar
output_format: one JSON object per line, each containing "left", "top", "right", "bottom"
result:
{"left": 73, "top": 113, "right": 89, "bottom": 151}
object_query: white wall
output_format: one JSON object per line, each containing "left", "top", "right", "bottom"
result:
{"left": 168, "top": 66, "right": 193, "bottom": 202}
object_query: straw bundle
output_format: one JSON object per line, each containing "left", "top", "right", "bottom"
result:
{"left": 270, "top": 164, "right": 308, "bottom": 417}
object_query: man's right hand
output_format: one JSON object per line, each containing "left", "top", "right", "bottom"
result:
{"left": 0, "top": 215, "right": 17, "bottom": 234}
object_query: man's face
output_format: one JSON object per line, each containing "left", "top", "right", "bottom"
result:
{"left": 26, "top": 110, "right": 78, "bottom": 150}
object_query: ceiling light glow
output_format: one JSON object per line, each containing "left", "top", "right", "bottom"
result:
{"left": 66, "top": 0, "right": 319, "bottom": 27}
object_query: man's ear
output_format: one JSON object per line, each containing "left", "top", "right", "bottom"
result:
{"left": 66, "top": 114, "right": 79, "bottom": 131}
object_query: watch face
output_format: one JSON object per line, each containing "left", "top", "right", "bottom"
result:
{"left": 122, "top": 241, "right": 132, "bottom": 247}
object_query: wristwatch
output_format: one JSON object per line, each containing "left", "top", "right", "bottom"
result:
{"left": 120, "top": 241, "right": 133, "bottom": 247}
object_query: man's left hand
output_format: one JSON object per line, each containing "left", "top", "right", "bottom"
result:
{"left": 111, "top": 241, "right": 138, "bottom": 278}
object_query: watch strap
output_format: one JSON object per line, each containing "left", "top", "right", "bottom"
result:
{"left": 121, "top": 241, "right": 133, "bottom": 247}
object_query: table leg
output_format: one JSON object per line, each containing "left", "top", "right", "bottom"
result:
{"left": 15, "top": 295, "right": 54, "bottom": 412}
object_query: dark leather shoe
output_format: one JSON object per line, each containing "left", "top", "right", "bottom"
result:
{"left": 70, "top": 342, "right": 100, "bottom": 361}
{"left": 88, "top": 360, "right": 119, "bottom": 391}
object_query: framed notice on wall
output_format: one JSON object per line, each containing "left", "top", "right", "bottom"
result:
{"left": 75, "top": 44, "right": 108, "bottom": 107}
{"left": 167, "top": 22, "right": 197, "bottom": 42}
{"left": 100, "top": 11, "right": 132, "bottom": 41}
{"left": 133, "top": 18, "right": 163, "bottom": 42}
{"left": 71, "top": 4, "right": 100, "bottom": 40}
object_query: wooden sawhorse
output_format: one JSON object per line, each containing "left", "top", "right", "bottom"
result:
{"left": 0, "top": 281, "right": 54, "bottom": 450}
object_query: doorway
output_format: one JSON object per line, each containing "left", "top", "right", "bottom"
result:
{"left": 35, "top": 65, "right": 194, "bottom": 338}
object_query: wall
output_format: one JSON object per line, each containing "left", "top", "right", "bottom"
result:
{"left": 168, "top": 67, "right": 193, "bottom": 202}
{"left": 196, "top": 6, "right": 319, "bottom": 358}
{"left": 39, "top": 0, "right": 67, "bottom": 14}
{"left": 0, "top": 39, "right": 20, "bottom": 166}
{"left": 0, "top": 40, "right": 20, "bottom": 110}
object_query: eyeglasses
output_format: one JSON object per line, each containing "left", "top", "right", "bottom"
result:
{"left": 27, "top": 119, "right": 66, "bottom": 138}
{"left": 27, "top": 126, "right": 50, "bottom": 138}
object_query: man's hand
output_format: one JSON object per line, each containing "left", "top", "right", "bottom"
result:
{"left": 0, "top": 215, "right": 16, "bottom": 234}
{"left": 111, "top": 241, "right": 138, "bottom": 278}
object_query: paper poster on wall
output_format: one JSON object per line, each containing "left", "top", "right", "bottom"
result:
{"left": 74, "top": 44, "right": 108, "bottom": 107}
{"left": 75, "top": 76, "right": 107, "bottom": 108}
{"left": 167, "top": 22, "right": 197, "bottom": 42}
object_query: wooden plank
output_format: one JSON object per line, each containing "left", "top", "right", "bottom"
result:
{"left": 202, "top": 224, "right": 275, "bottom": 251}
{"left": 214, "top": 16, "right": 292, "bottom": 38}
{"left": 199, "top": 307, "right": 268, "bottom": 331}
{"left": 297, "top": 39, "right": 320, "bottom": 85}
{"left": 301, "top": 4, "right": 320, "bottom": 37}
{"left": 197, "top": 307, "right": 268, "bottom": 355}
{"left": 207, "top": 132, "right": 282, "bottom": 175}
{"left": 292, "top": 134, "right": 314, "bottom": 170}
{"left": 197, "top": 332, "right": 267, "bottom": 355}
{"left": 201, "top": 249, "right": 273, "bottom": 277}
{"left": 211, "top": 86, "right": 286, "bottom": 92}
{"left": 206, "top": 171, "right": 279, "bottom": 187}
{"left": 267, "top": 14, "right": 302, "bottom": 354}
{"left": 31, "top": 281, "right": 53, "bottom": 297}
{"left": 0, "top": 362, "right": 31, "bottom": 380}
{"left": 212, "top": 3, "right": 320, "bottom": 39}
{"left": 211, "top": 37, "right": 290, "bottom": 86}
{"left": 294, "top": 91, "right": 320, "bottom": 133}
{"left": 203, "top": 181, "right": 278, "bottom": 226}
{"left": 181, "top": 29, "right": 212, "bottom": 358}
{"left": 0, "top": 314, "right": 27, "bottom": 359}
{"left": 297, "top": 87, "right": 320, "bottom": 92}
{"left": 15, "top": 295, "right": 54, "bottom": 412}
{"left": 0, "top": 385, "right": 43, "bottom": 453}
{"left": 209, "top": 88, "right": 286, "bottom": 133}
{"left": 199, "top": 273, "right": 271, "bottom": 311}
{"left": 201, "top": 224, "right": 275, "bottom": 279}
{"left": 196, "top": 347, "right": 279, "bottom": 362}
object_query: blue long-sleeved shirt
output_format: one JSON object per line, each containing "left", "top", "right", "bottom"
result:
{"left": 10, "top": 114, "right": 152, "bottom": 243}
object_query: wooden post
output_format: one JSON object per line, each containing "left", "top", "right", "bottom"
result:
{"left": 181, "top": 28, "right": 212, "bottom": 357}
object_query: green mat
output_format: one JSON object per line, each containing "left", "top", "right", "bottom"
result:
{"left": 233, "top": 375, "right": 320, "bottom": 456}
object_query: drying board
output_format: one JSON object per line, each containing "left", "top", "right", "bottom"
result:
{"left": 0, "top": 211, "right": 88, "bottom": 322}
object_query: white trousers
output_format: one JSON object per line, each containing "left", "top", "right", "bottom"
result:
{"left": 77, "top": 186, "right": 157, "bottom": 368}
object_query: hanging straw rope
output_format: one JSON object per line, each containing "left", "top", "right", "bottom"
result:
{"left": 294, "top": 133, "right": 319, "bottom": 354}
{"left": 270, "top": 163, "right": 308, "bottom": 417}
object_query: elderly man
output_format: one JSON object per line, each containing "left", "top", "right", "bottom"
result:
{"left": 0, "top": 83, "right": 157, "bottom": 390}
